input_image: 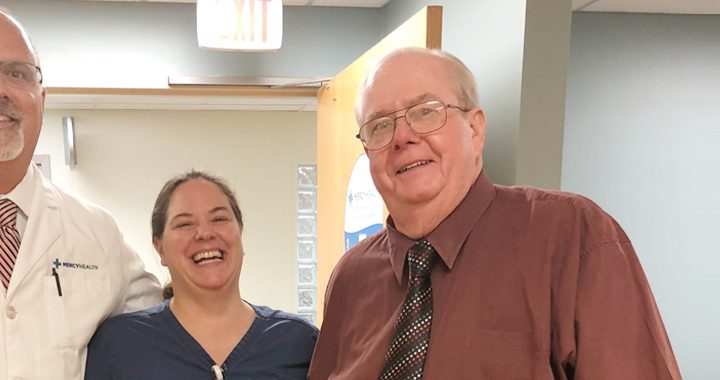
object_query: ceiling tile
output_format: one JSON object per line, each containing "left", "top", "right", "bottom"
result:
{"left": 282, "top": 0, "right": 312, "bottom": 6}
{"left": 574, "top": 0, "right": 720, "bottom": 14}
{"left": 310, "top": 0, "right": 389, "bottom": 7}
{"left": 81, "top": 0, "right": 389, "bottom": 7}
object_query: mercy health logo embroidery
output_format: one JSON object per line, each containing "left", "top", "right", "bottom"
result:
{"left": 52, "top": 258, "right": 99, "bottom": 270}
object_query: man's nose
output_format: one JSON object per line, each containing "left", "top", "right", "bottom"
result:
{"left": 0, "top": 75, "right": 10, "bottom": 96}
{"left": 391, "top": 117, "right": 421, "bottom": 146}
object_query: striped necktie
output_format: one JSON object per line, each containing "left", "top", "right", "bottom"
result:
{"left": 379, "top": 240, "right": 438, "bottom": 380}
{"left": 0, "top": 199, "right": 21, "bottom": 291}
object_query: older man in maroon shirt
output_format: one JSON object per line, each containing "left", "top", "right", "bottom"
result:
{"left": 308, "top": 47, "right": 681, "bottom": 380}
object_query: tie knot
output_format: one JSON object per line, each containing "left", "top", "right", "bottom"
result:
{"left": 407, "top": 240, "right": 437, "bottom": 278}
{"left": 0, "top": 199, "right": 19, "bottom": 228}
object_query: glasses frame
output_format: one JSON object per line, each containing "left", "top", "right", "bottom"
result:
{"left": 356, "top": 100, "right": 470, "bottom": 151}
{"left": 0, "top": 61, "right": 43, "bottom": 87}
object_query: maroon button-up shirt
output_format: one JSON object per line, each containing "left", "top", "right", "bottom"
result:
{"left": 309, "top": 173, "right": 681, "bottom": 379}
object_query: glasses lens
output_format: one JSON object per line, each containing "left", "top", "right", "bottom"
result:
{"left": 361, "top": 117, "right": 395, "bottom": 150}
{"left": 406, "top": 101, "right": 446, "bottom": 134}
{"left": 1, "top": 61, "right": 40, "bottom": 87}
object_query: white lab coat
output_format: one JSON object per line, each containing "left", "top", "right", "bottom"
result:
{"left": 0, "top": 164, "right": 162, "bottom": 380}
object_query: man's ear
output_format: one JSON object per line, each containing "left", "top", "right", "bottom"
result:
{"left": 153, "top": 237, "right": 167, "bottom": 267}
{"left": 38, "top": 86, "right": 46, "bottom": 113}
{"left": 467, "top": 107, "right": 487, "bottom": 153}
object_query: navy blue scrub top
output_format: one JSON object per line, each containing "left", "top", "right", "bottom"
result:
{"left": 85, "top": 300, "right": 318, "bottom": 380}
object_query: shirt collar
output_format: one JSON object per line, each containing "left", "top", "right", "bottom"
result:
{"left": 2, "top": 164, "right": 36, "bottom": 220}
{"left": 386, "top": 171, "right": 496, "bottom": 284}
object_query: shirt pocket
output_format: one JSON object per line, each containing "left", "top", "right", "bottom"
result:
{"left": 463, "top": 329, "right": 544, "bottom": 379}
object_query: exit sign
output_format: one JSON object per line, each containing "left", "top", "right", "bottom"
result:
{"left": 197, "top": 0, "right": 283, "bottom": 52}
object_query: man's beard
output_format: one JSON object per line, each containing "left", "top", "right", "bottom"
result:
{"left": 0, "top": 99, "right": 25, "bottom": 162}
{"left": 0, "top": 127, "right": 24, "bottom": 162}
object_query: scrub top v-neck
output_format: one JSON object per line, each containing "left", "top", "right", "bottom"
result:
{"left": 85, "top": 300, "right": 318, "bottom": 380}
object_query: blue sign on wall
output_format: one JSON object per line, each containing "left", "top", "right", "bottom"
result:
{"left": 344, "top": 154, "right": 384, "bottom": 251}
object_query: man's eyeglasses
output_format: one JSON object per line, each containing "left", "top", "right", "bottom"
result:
{"left": 356, "top": 100, "right": 470, "bottom": 151}
{"left": 0, "top": 61, "right": 43, "bottom": 88}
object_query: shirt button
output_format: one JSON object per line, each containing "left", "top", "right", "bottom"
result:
{"left": 6, "top": 306, "right": 17, "bottom": 319}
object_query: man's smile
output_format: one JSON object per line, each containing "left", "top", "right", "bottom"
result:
{"left": 396, "top": 160, "right": 432, "bottom": 174}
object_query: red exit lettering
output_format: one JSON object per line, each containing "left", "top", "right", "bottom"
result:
{"left": 234, "top": 0, "right": 273, "bottom": 43}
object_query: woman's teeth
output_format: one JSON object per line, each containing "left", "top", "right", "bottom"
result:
{"left": 192, "top": 250, "right": 223, "bottom": 263}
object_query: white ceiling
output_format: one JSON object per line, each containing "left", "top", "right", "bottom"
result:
{"left": 84, "top": 0, "right": 720, "bottom": 14}
{"left": 84, "top": 0, "right": 392, "bottom": 7}
{"left": 571, "top": 0, "right": 720, "bottom": 14}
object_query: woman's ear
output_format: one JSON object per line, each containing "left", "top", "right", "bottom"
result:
{"left": 154, "top": 237, "right": 167, "bottom": 267}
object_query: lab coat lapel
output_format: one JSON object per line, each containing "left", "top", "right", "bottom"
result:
{"left": 6, "top": 166, "right": 61, "bottom": 299}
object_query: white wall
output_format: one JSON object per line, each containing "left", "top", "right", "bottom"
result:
{"left": 35, "top": 109, "right": 317, "bottom": 312}
{"left": 563, "top": 12, "right": 720, "bottom": 379}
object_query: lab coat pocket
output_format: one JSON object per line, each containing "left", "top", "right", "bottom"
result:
{"left": 43, "top": 273, "right": 111, "bottom": 375}
{"left": 463, "top": 329, "right": 541, "bottom": 379}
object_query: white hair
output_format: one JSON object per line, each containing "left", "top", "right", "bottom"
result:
{"left": 354, "top": 47, "right": 479, "bottom": 126}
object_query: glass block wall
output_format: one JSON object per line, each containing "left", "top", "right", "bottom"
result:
{"left": 296, "top": 165, "right": 317, "bottom": 324}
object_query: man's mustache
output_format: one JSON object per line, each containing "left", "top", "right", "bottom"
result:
{"left": 0, "top": 100, "right": 22, "bottom": 121}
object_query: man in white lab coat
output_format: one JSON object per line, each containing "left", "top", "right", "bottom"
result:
{"left": 0, "top": 9, "right": 162, "bottom": 379}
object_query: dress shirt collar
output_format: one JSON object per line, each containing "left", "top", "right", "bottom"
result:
{"left": 386, "top": 171, "right": 496, "bottom": 284}
{"left": 1, "top": 163, "right": 35, "bottom": 220}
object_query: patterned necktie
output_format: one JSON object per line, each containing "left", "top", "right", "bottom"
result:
{"left": 379, "top": 240, "right": 438, "bottom": 380}
{"left": 0, "top": 199, "right": 21, "bottom": 291}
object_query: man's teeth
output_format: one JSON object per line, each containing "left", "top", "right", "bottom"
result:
{"left": 192, "top": 250, "right": 223, "bottom": 263}
{"left": 398, "top": 160, "right": 430, "bottom": 174}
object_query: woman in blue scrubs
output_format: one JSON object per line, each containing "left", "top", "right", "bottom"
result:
{"left": 85, "top": 171, "right": 318, "bottom": 380}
